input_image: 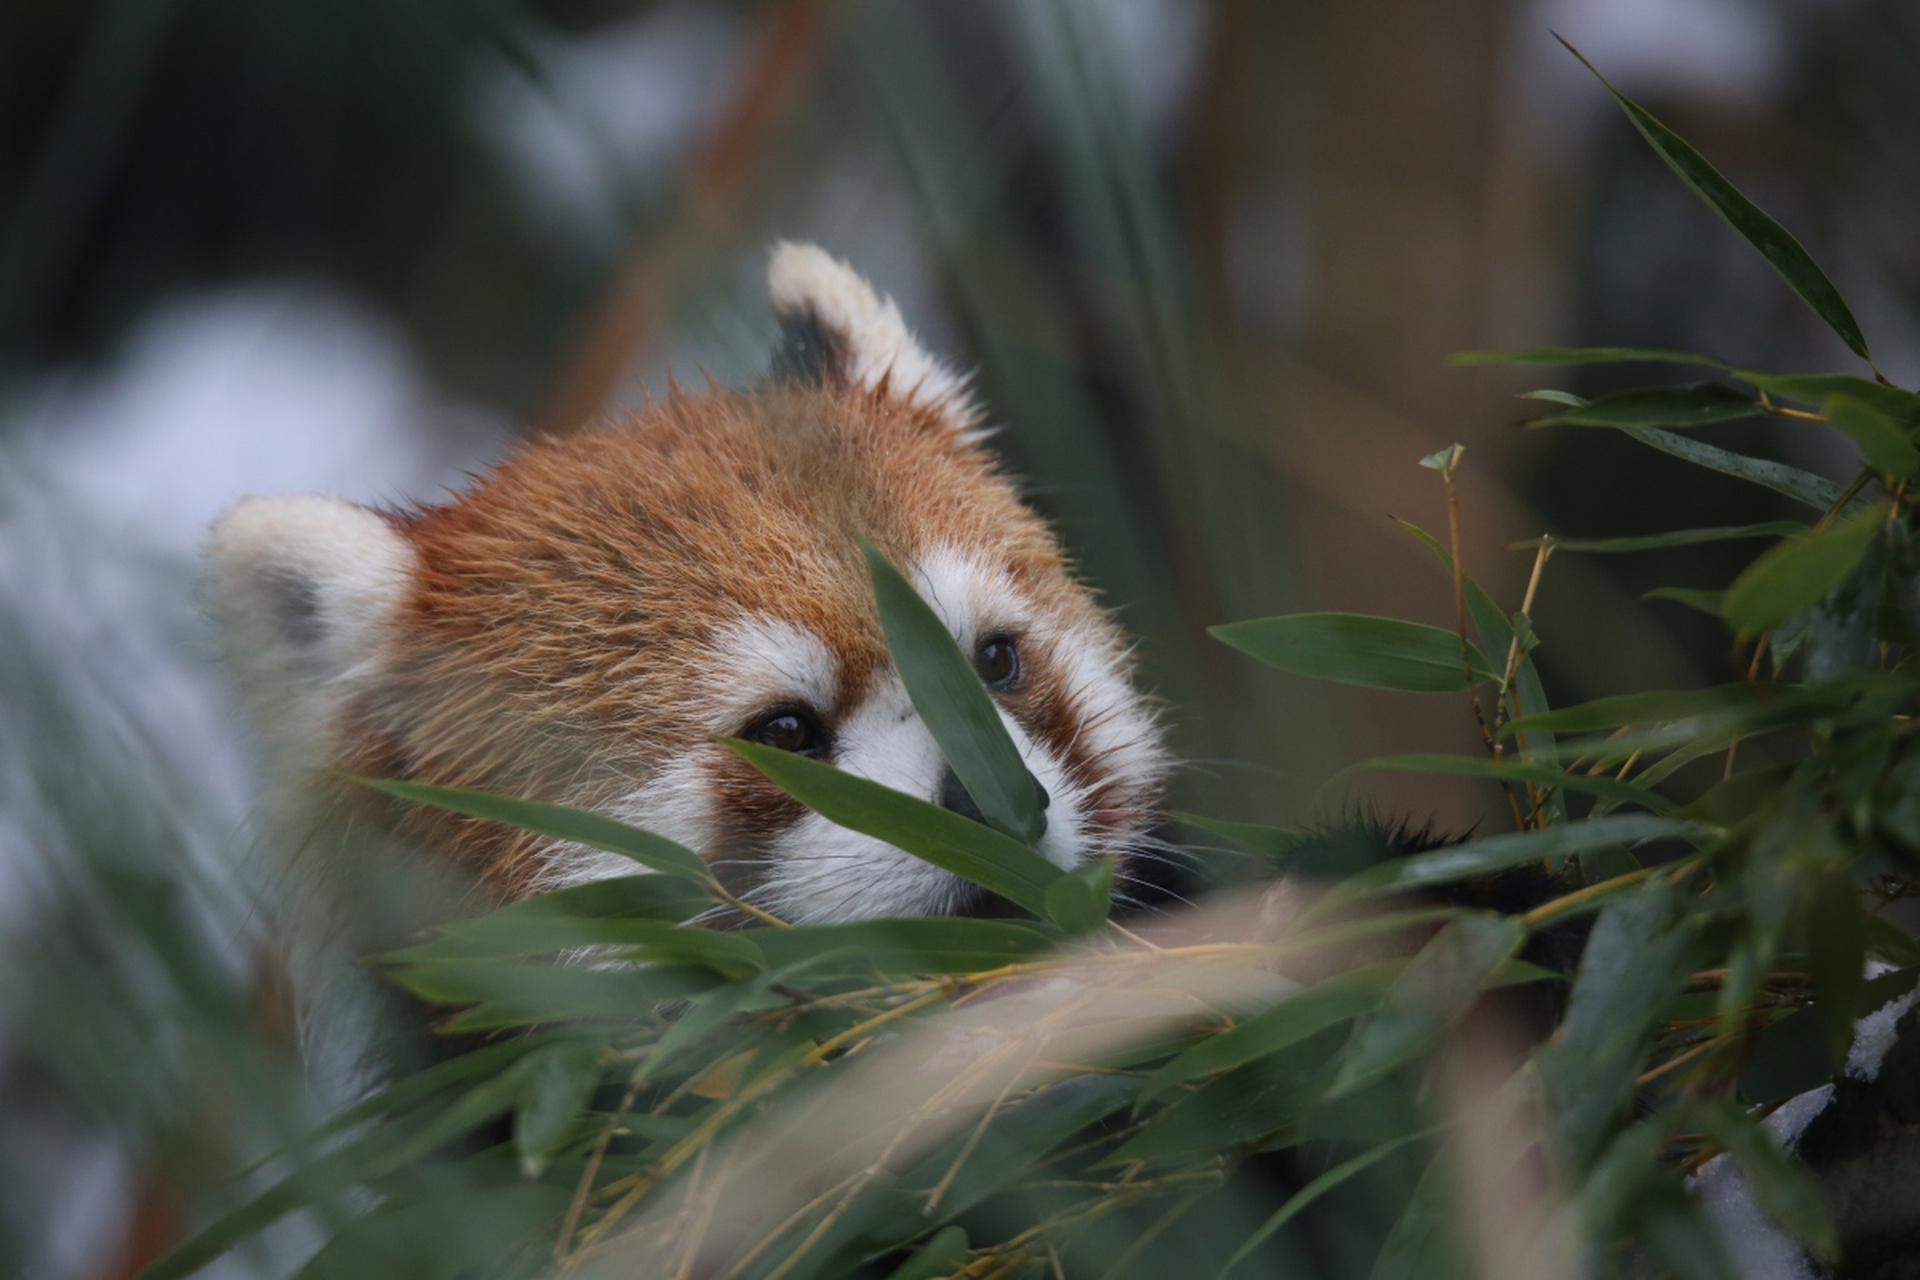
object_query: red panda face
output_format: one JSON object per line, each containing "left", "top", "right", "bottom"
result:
{"left": 208, "top": 245, "right": 1166, "bottom": 926}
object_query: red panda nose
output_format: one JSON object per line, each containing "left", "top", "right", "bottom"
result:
{"left": 938, "top": 768, "right": 1051, "bottom": 824}
{"left": 938, "top": 768, "right": 985, "bottom": 823}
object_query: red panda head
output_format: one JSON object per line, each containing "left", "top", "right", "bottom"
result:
{"left": 207, "top": 244, "right": 1166, "bottom": 926}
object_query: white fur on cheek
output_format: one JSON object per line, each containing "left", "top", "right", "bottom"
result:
{"left": 755, "top": 675, "right": 961, "bottom": 921}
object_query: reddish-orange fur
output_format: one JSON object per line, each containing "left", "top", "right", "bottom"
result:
{"left": 343, "top": 381, "right": 1144, "bottom": 900}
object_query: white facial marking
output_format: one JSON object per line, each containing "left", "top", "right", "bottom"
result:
{"left": 755, "top": 550, "right": 1102, "bottom": 921}
{"left": 702, "top": 615, "right": 838, "bottom": 731}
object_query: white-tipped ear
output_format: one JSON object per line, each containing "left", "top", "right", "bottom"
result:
{"left": 205, "top": 494, "right": 414, "bottom": 771}
{"left": 767, "top": 241, "right": 977, "bottom": 431}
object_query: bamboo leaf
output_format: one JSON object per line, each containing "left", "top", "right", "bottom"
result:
{"left": 1533, "top": 383, "right": 1759, "bottom": 429}
{"left": 1723, "top": 505, "right": 1886, "bottom": 636}
{"left": 1043, "top": 855, "right": 1113, "bottom": 934}
{"left": 863, "top": 537, "right": 1047, "bottom": 843}
{"left": 512, "top": 1039, "right": 606, "bottom": 1178}
{"left": 1143, "top": 965, "right": 1400, "bottom": 1100}
{"left": 1362, "top": 753, "right": 1659, "bottom": 807}
{"left": 1211, "top": 613, "right": 1494, "bottom": 693}
{"left": 1531, "top": 522, "right": 1803, "bottom": 554}
{"left": 747, "top": 916, "right": 1058, "bottom": 974}
{"left": 1694, "top": 1101, "right": 1839, "bottom": 1261}
{"left": 722, "top": 737, "right": 1063, "bottom": 916}
{"left": 1825, "top": 392, "right": 1920, "bottom": 477}
{"left": 1325, "top": 914, "right": 1524, "bottom": 1096}
{"left": 1741, "top": 372, "right": 1920, "bottom": 422}
{"left": 1354, "top": 815, "right": 1704, "bottom": 894}
{"left": 352, "top": 777, "right": 712, "bottom": 883}
{"left": 1643, "top": 587, "right": 1727, "bottom": 616}
{"left": 1628, "top": 428, "right": 1850, "bottom": 510}
{"left": 1560, "top": 36, "right": 1872, "bottom": 363}
{"left": 1504, "top": 684, "right": 1767, "bottom": 736}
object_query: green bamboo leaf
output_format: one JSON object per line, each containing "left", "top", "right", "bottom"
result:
{"left": 747, "top": 917, "right": 1057, "bottom": 974}
{"left": 1450, "top": 346, "right": 1730, "bottom": 369}
{"left": 1723, "top": 505, "right": 1887, "bottom": 636}
{"left": 1211, "top": 613, "right": 1494, "bottom": 693}
{"left": 1043, "top": 855, "right": 1113, "bottom": 933}
{"left": 887, "top": 1227, "right": 969, "bottom": 1280}
{"left": 1740, "top": 372, "right": 1920, "bottom": 422}
{"left": 1143, "top": 965, "right": 1400, "bottom": 1100}
{"left": 1362, "top": 753, "right": 1659, "bottom": 808}
{"left": 1694, "top": 1101, "right": 1839, "bottom": 1261}
{"left": 1519, "top": 388, "right": 1586, "bottom": 407}
{"left": 863, "top": 537, "right": 1047, "bottom": 843}
{"left": 376, "top": 917, "right": 756, "bottom": 967}
{"left": 722, "top": 737, "right": 1063, "bottom": 916}
{"left": 1504, "top": 684, "right": 1766, "bottom": 736}
{"left": 1355, "top": 815, "right": 1704, "bottom": 894}
{"left": 1324, "top": 914, "right": 1524, "bottom": 1097}
{"left": 1540, "top": 885, "right": 1697, "bottom": 1166}
{"left": 1825, "top": 393, "right": 1920, "bottom": 476}
{"left": 1643, "top": 587, "right": 1727, "bottom": 616}
{"left": 294, "top": 1184, "right": 571, "bottom": 1280}
{"left": 513, "top": 1039, "right": 606, "bottom": 1178}
{"left": 1176, "top": 812, "right": 1309, "bottom": 860}
{"left": 351, "top": 777, "right": 712, "bottom": 883}
{"left": 1220, "top": 1130, "right": 1436, "bottom": 1276}
{"left": 1533, "top": 383, "right": 1759, "bottom": 429}
{"left": 1560, "top": 37, "right": 1872, "bottom": 363}
{"left": 1629, "top": 428, "right": 1849, "bottom": 510}
{"left": 1640, "top": 1182, "right": 1742, "bottom": 1280}
{"left": 1738, "top": 1008, "right": 1833, "bottom": 1105}
{"left": 1805, "top": 868, "right": 1867, "bottom": 1064}
{"left": 1530, "top": 522, "right": 1803, "bottom": 554}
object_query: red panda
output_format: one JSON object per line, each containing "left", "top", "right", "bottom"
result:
{"left": 205, "top": 244, "right": 1167, "bottom": 974}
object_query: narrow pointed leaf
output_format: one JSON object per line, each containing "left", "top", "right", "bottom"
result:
{"left": 352, "top": 777, "right": 712, "bottom": 882}
{"left": 1504, "top": 684, "right": 1766, "bottom": 736}
{"left": 513, "top": 1040, "right": 607, "bottom": 1178}
{"left": 1694, "top": 1101, "right": 1839, "bottom": 1261}
{"left": 1221, "top": 1131, "right": 1436, "bottom": 1276}
{"left": 1740, "top": 372, "right": 1920, "bottom": 422}
{"left": 1450, "top": 346, "right": 1730, "bottom": 369}
{"left": 863, "top": 538, "right": 1047, "bottom": 843}
{"left": 1628, "top": 428, "right": 1849, "bottom": 510}
{"left": 1825, "top": 393, "right": 1920, "bottom": 476}
{"left": 1043, "top": 855, "right": 1113, "bottom": 933}
{"left": 1561, "top": 37, "right": 1871, "bottom": 362}
{"left": 1643, "top": 587, "right": 1727, "bottom": 615}
{"left": 1531, "top": 522, "right": 1803, "bottom": 554}
{"left": 1354, "top": 815, "right": 1705, "bottom": 893}
{"left": 1533, "top": 382, "right": 1759, "bottom": 429}
{"left": 1325, "top": 914, "right": 1524, "bottom": 1096}
{"left": 722, "top": 737, "right": 1062, "bottom": 916}
{"left": 1723, "top": 505, "right": 1886, "bottom": 636}
{"left": 1362, "top": 753, "right": 1658, "bottom": 807}
{"left": 1211, "top": 613, "right": 1494, "bottom": 693}
{"left": 1144, "top": 966, "right": 1399, "bottom": 1100}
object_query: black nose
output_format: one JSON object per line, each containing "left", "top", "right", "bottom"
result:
{"left": 938, "top": 768, "right": 1051, "bottom": 823}
{"left": 938, "top": 769, "right": 985, "bottom": 823}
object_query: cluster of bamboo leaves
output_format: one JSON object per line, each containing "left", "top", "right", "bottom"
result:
{"left": 140, "top": 53, "right": 1920, "bottom": 1280}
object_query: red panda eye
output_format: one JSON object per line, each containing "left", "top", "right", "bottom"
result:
{"left": 975, "top": 635, "right": 1019, "bottom": 689}
{"left": 745, "top": 707, "right": 829, "bottom": 757}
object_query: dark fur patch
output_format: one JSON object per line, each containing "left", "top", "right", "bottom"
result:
{"left": 264, "top": 568, "right": 325, "bottom": 647}
{"left": 772, "top": 307, "right": 850, "bottom": 387}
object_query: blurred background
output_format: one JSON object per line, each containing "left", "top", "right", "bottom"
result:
{"left": 3, "top": 0, "right": 1918, "bottom": 1275}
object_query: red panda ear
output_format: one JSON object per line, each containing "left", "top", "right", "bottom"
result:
{"left": 205, "top": 495, "right": 414, "bottom": 773}
{"left": 767, "top": 242, "right": 979, "bottom": 434}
